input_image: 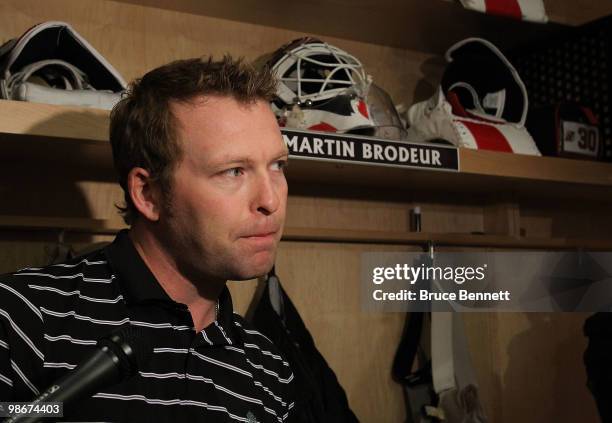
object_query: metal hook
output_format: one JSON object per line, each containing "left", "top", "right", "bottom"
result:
{"left": 57, "top": 229, "right": 66, "bottom": 245}
{"left": 428, "top": 241, "right": 435, "bottom": 261}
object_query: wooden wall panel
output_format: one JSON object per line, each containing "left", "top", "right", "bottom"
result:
{"left": 286, "top": 186, "right": 489, "bottom": 235}
{"left": 420, "top": 202, "right": 484, "bottom": 234}
{"left": 0, "top": 238, "right": 58, "bottom": 273}
{"left": 484, "top": 198, "right": 520, "bottom": 237}
{"left": 521, "top": 199, "right": 612, "bottom": 239}
{"left": 463, "top": 311, "right": 600, "bottom": 423}
{"left": 463, "top": 313, "right": 503, "bottom": 422}
{"left": 0, "top": 167, "right": 123, "bottom": 222}
{"left": 285, "top": 195, "right": 414, "bottom": 232}
{"left": 494, "top": 312, "right": 599, "bottom": 423}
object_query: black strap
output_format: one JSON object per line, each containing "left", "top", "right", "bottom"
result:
{"left": 392, "top": 312, "right": 424, "bottom": 382}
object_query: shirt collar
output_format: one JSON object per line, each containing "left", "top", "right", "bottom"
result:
{"left": 204, "top": 287, "right": 241, "bottom": 346}
{"left": 104, "top": 229, "right": 239, "bottom": 345}
{"left": 104, "top": 229, "right": 172, "bottom": 304}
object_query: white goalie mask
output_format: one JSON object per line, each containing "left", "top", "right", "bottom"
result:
{"left": 267, "top": 37, "right": 375, "bottom": 134}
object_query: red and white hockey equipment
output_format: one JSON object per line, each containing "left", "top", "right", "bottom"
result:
{"left": 407, "top": 38, "right": 541, "bottom": 156}
{"left": 0, "top": 21, "right": 126, "bottom": 109}
{"left": 458, "top": 0, "right": 548, "bottom": 23}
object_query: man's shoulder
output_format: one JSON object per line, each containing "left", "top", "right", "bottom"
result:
{"left": 0, "top": 249, "right": 111, "bottom": 311}
{"left": 1, "top": 248, "right": 110, "bottom": 282}
{"left": 232, "top": 313, "right": 293, "bottom": 375}
{"left": 232, "top": 313, "right": 275, "bottom": 345}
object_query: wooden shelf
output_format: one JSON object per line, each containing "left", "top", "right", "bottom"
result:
{"left": 285, "top": 150, "right": 612, "bottom": 201}
{"left": 284, "top": 227, "right": 612, "bottom": 250}
{"left": 114, "top": 0, "right": 566, "bottom": 54}
{"left": 0, "top": 100, "right": 612, "bottom": 201}
{"left": 0, "top": 215, "right": 125, "bottom": 235}
{"left": 460, "top": 148, "right": 612, "bottom": 186}
{"left": 0, "top": 100, "right": 112, "bottom": 174}
{"left": 0, "top": 100, "right": 109, "bottom": 141}
{"left": 2, "top": 100, "right": 612, "bottom": 200}
{"left": 1, "top": 215, "right": 610, "bottom": 249}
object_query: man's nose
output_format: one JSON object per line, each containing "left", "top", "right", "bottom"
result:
{"left": 253, "top": 172, "right": 282, "bottom": 216}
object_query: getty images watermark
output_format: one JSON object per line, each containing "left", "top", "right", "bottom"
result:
{"left": 361, "top": 252, "right": 612, "bottom": 312}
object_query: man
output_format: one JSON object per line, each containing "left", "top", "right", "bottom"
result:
{"left": 0, "top": 56, "right": 294, "bottom": 422}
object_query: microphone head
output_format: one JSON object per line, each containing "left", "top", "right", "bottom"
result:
{"left": 97, "top": 325, "right": 153, "bottom": 380}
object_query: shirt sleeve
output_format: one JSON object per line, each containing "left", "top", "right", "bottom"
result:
{"left": 0, "top": 319, "right": 14, "bottom": 400}
{"left": 281, "top": 363, "right": 296, "bottom": 422}
{"left": 0, "top": 277, "right": 45, "bottom": 401}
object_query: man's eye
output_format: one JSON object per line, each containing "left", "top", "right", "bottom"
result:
{"left": 272, "top": 160, "right": 288, "bottom": 171}
{"left": 224, "top": 168, "right": 244, "bottom": 177}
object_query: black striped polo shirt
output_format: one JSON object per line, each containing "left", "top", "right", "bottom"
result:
{"left": 0, "top": 230, "right": 295, "bottom": 422}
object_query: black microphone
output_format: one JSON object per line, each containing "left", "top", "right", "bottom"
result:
{"left": 6, "top": 326, "right": 152, "bottom": 423}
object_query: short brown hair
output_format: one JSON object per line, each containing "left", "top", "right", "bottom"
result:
{"left": 109, "top": 55, "right": 277, "bottom": 224}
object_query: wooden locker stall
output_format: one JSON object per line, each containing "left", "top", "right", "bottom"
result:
{"left": 1, "top": 0, "right": 612, "bottom": 421}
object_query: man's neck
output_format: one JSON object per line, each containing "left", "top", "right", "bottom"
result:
{"left": 128, "top": 222, "right": 224, "bottom": 332}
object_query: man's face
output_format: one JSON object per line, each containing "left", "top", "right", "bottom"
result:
{"left": 159, "top": 96, "right": 288, "bottom": 283}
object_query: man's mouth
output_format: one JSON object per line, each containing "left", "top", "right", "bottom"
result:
{"left": 241, "top": 230, "right": 279, "bottom": 251}
{"left": 243, "top": 230, "right": 278, "bottom": 241}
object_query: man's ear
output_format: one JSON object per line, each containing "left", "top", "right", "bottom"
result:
{"left": 127, "top": 167, "right": 162, "bottom": 222}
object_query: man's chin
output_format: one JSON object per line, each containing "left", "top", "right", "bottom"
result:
{"left": 230, "top": 260, "right": 275, "bottom": 281}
